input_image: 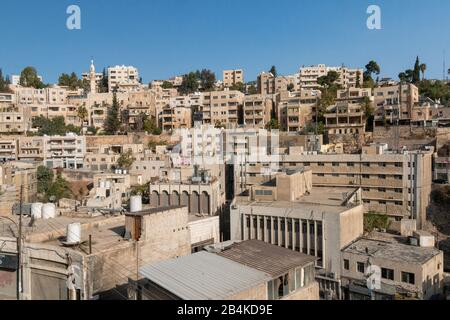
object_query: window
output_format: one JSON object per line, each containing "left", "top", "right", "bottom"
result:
{"left": 318, "top": 162, "right": 324, "bottom": 167}
{"left": 332, "top": 162, "right": 339, "bottom": 167}
{"left": 255, "top": 189, "right": 273, "bottom": 196}
{"left": 347, "top": 162, "right": 355, "bottom": 167}
{"left": 357, "top": 262, "right": 365, "bottom": 273}
{"left": 401, "top": 272, "right": 415, "bottom": 284}
{"left": 344, "top": 259, "right": 350, "bottom": 270}
{"left": 382, "top": 268, "right": 394, "bottom": 280}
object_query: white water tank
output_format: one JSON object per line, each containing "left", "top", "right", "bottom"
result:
{"left": 42, "top": 203, "right": 56, "bottom": 219}
{"left": 66, "top": 222, "right": 81, "bottom": 244}
{"left": 130, "top": 195, "right": 142, "bottom": 213}
{"left": 31, "top": 203, "right": 43, "bottom": 219}
{"left": 122, "top": 169, "right": 128, "bottom": 175}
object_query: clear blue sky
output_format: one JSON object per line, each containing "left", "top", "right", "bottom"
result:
{"left": 1, "top": 0, "right": 450, "bottom": 83}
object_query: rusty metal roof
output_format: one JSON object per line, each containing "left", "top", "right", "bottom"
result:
{"left": 217, "top": 240, "right": 317, "bottom": 278}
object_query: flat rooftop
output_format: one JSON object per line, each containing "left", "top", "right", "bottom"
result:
{"left": 139, "top": 251, "right": 271, "bottom": 300}
{"left": 342, "top": 237, "right": 441, "bottom": 265}
{"left": 236, "top": 186, "right": 360, "bottom": 215}
{"left": 1, "top": 214, "right": 127, "bottom": 252}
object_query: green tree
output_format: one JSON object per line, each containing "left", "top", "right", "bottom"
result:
{"left": 265, "top": 119, "right": 279, "bottom": 130}
{"left": 317, "top": 71, "right": 339, "bottom": 88}
{"left": 0, "top": 69, "right": 12, "bottom": 93}
{"left": 269, "top": 66, "right": 277, "bottom": 77}
{"left": 363, "top": 61, "right": 380, "bottom": 88}
{"left": 364, "top": 212, "right": 391, "bottom": 233}
{"left": 419, "top": 63, "right": 427, "bottom": 80}
{"left": 103, "top": 93, "right": 121, "bottom": 134}
{"left": 362, "top": 96, "right": 374, "bottom": 132}
{"left": 287, "top": 83, "right": 295, "bottom": 92}
{"left": 47, "top": 172, "right": 72, "bottom": 202}
{"left": 143, "top": 115, "right": 162, "bottom": 135}
{"left": 199, "top": 69, "right": 216, "bottom": 91}
{"left": 179, "top": 72, "right": 200, "bottom": 95}
{"left": 98, "top": 67, "right": 109, "bottom": 93}
{"left": 77, "top": 106, "right": 88, "bottom": 126}
{"left": 412, "top": 56, "right": 421, "bottom": 84}
{"left": 247, "top": 84, "right": 258, "bottom": 95}
{"left": 229, "top": 82, "right": 245, "bottom": 93}
{"left": 37, "top": 166, "right": 54, "bottom": 194}
{"left": 116, "top": 150, "right": 134, "bottom": 169}
{"left": 161, "top": 81, "right": 174, "bottom": 89}
{"left": 58, "top": 72, "right": 83, "bottom": 90}
{"left": 19, "top": 66, "right": 44, "bottom": 88}
{"left": 32, "top": 116, "right": 78, "bottom": 136}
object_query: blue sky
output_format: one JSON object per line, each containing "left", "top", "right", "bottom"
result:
{"left": 1, "top": 0, "right": 450, "bottom": 83}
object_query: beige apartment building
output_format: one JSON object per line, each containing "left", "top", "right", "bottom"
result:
{"left": 299, "top": 64, "right": 363, "bottom": 90}
{"left": 200, "top": 90, "right": 244, "bottom": 128}
{"left": 278, "top": 89, "right": 321, "bottom": 132}
{"left": 324, "top": 102, "right": 366, "bottom": 135}
{"left": 257, "top": 72, "right": 276, "bottom": 95}
{"left": 159, "top": 94, "right": 202, "bottom": 132}
{"left": 0, "top": 139, "right": 17, "bottom": 161}
{"left": 336, "top": 88, "right": 372, "bottom": 104}
{"left": 243, "top": 94, "right": 274, "bottom": 129}
{"left": 0, "top": 105, "right": 30, "bottom": 134}
{"left": 223, "top": 69, "right": 244, "bottom": 87}
{"left": 341, "top": 234, "right": 444, "bottom": 300}
{"left": 373, "top": 83, "right": 419, "bottom": 125}
{"left": 108, "top": 65, "right": 140, "bottom": 92}
{"left": 0, "top": 161, "right": 37, "bottom": 215}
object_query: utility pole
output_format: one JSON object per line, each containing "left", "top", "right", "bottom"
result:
{"left": 16, "top": 184, "right": 23, "bottom": 300}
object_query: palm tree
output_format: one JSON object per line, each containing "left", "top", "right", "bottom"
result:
{"left": 419, "top": 63, "right": 427, "bottom": 80}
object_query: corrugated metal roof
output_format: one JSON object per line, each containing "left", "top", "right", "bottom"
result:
{"left": 139, "top": 251, "right": 271, "bottom": 300}
{"left": 217, "top": 240, "right": 317, "bottom": 278}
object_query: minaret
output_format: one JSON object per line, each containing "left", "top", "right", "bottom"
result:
{"left": 89, "top": 59, "right": 97, "bottom": 93}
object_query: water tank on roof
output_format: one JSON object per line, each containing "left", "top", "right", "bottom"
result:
{"left": 66, "top": 222, "right": 81, "bottom": 244}
{"left": 31, "top": 203, "right": 43, "bottom": 219}
{"left": 130, "top": 195, "right": 142, "bottom": 213}
{"left": 42, "top": 203, "right": 56, "bottom": 219}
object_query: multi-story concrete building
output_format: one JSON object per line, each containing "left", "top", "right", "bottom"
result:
{"left": 0, "top": 139, "right": 17, "bottom": 161}
{"left": 159, "top": 94, "right": 202, "bottom": 131}
{"left": 336, "top": 88, "right": 372, "bottom": 104}
{"left": 41, "top": 133, "right": 86, "bottom": 169}
{"left": 0, "top": 105, "right": 30, "bottom": 134}
{"left": 243, "top": 94, "right": 275, "bottom": 129}
{"left": 341, "top": 233, "right": 444, "bottom": 300}
{"left": 373, "top": 83, "right": 419, "bottom": 126}
{"left": 241, "top": 144, "right": 433, "bottom": 229}
{"left": 223, "top": 69, "right": 244, "bottom": 88}
{"left": 278, "top": 90, "right": 320, "bottom": 132}
{"left": 200, "top": 90, "right": 244, "bottom": 128}
{"left": 135, "top": 240, "right": 319, "bottom": 300}
{"left": 324, "top": 102, "right": 366, "bottom": 136}
{"left": 107, "top": 65, "right": 140, "bottom": 92}
{"left": 85, "top": 172, "right": 131, "bottom": 210}
{"left": 299, "top": 64, "right": 363, "bottom": 90}
{"left": 0, "top": 161, "right": 37, "bottom": 215}
{"left": 257, "top": 72, "right": 276, "bottom": 95}
{"left": 230, "top": 168, "right": 364, "bottom": 299}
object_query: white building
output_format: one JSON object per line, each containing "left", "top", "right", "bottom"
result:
{"left": 108, "top": 65, "right": 140, "bottom": 92}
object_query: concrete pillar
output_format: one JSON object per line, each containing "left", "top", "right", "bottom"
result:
{"left": 284, "top": 217, "right": 289, "bottom": 249}
{"left": 256, "top": 215, "right": 261, "bottom": 241}
{"left": 299, "top": 219, "right": 303, "bottom": 252}
{"left": 249, "top": 214, "right": 254, "bottom": 239}
{"left": 292, "top": 218, "right": 296, "bottom": 251}
{"left": 277, "top": 217, "right": 282, "bottom": 246}
{"left": 270, "top": 217, "right": 275, "bottom": 245}
{"left": 306, "top": 220, "right": 310, "bottom": 255}
{"left": 314, "top": 220, "right": 318, "bottom": 257}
